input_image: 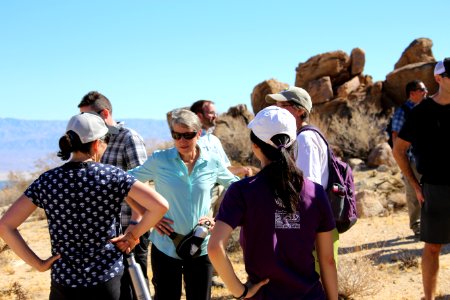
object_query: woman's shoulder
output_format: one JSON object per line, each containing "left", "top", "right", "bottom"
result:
{"left": 301, "top": 178, "right": 328, "bottom": 201}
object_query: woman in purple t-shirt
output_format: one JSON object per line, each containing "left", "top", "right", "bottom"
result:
{"left": 208, "top": 106, "right": 338, "bottom": 300}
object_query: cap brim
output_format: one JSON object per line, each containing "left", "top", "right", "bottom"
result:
{"left": 265, "top": 93, "right": 289, "bottom": 104}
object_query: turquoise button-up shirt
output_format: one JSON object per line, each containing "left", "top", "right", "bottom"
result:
{"left": 128, "top": 146, "right": 239, "bottom": 259}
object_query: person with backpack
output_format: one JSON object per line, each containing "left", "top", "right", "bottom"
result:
{"left": 266, "top": 86, "right": 342, "bottom": 270}
{"left": 208, "top": 106, "right": 338, "bottom": 299}
{"left": 389, "top": 80, "right": 428, "bottom": 236}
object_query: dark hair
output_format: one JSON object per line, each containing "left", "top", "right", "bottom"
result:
{"left": 190, "top": 100, "right": 214, "bottom": 114}
{"left": 78, "top": 91, "right": 113, "bottom": 114}
{"left": 405, "top": 80, "right": 424, "bottom": 97}
{"left": 289, "top": 100, "right": 309, "bottom": 122}
{"left": 250, "top": 131, "right": 303, "bottom": 213}
{"left": 57, "top": 130, "right": 93, "bottom": 161}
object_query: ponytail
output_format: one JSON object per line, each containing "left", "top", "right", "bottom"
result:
{"left": 57, "top": 130, "right": 93, "bottom": 161}
{"left": 250, "top": 131, "right": 303, "bottom": 213}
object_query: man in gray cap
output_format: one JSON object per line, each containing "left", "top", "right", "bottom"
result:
{"left": 266, "top": 86, "right": 338, "bottom": 270}
{"left": 393, "top": 58, "right": 450, "bottom": 300}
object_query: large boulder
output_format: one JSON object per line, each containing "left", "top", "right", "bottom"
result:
{"left": 307, "top": 76, "right": 334, "bottom": 104}
{"left": 337, "top": 76, "right": 361, "bottom": 98}
{"left": 384, "top": 61, "right": 438, "bottom": 105}
{"left": 367, "top": 142, "right": 397, "bottom": 168}
{"left": 350, "top": 47, "right": 365, "bottom": 76}
{"left": 295, "top": 50, "right": 351, "bottom": 89}
{"left": 251, "top": 79, "right": 288, "bottom": 115}
{"left": 356, "top": 190, "right": 385, "bottom": 218}
{"left": 394, "top": 38, "right": 435, "bottom": 69}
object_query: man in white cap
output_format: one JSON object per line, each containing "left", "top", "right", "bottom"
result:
{"left": 266, "top": 86, "right": 338, "bottom": 270}
{"left": 393, "top": 58, "right": 450, "bottom": 300}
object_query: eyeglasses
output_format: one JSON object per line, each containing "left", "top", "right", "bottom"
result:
{"left": 171, "top": 131, "right": 197, "bottom": 140}
{"left": 414, "top": 87, "right": 428, "bottom": 92}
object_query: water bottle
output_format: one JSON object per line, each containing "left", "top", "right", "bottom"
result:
{"left": 126, "top": 253, "right": 152, "bottom": 300}
{"left": 330, "top": 183, "right": 345, "bottom": 220}
{"left": 189, "top": 221, "right": 211, "bottom": 256}
{"left": 331, "top": 183, "right": 346, "bottom": 196}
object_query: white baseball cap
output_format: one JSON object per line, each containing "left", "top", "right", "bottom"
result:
{"left": 66, "top": 113, "right": 109, "bottom": 144}
{"left": 434, "top": 58, "right": 450, "bottom": 75}
{"left": 248, "top": 106, "right": 297, "bottom": 148}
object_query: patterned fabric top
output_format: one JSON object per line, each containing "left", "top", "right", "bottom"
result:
{"left": 391, "top": 100, "right": 415, "bottom": 161}
{"left": 24, "top": 161, "right": 136, "bottom": 287}
{"left": 100, "top": 122, "right": 147, "bottom": 227}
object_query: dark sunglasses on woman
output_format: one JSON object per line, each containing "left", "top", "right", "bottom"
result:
{"left": 171, "top": 131, "right": 197, "bottom": 140}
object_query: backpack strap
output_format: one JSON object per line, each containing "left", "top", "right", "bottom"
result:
{"left": 298, "top": 125, "right": 330, "bottom": 147}
{"left": 298, "top": 125, "right": 336, "bottom": 189}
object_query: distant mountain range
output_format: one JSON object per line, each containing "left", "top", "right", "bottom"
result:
{"left": 0, "top": 118, "right": 171, "bottom": 173}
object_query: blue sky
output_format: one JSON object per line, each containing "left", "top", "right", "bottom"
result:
{"left": 1, "top": 1, "right": 448, "bottom": 121}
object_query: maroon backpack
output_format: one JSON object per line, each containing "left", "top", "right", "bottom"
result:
{"left": 298, "top": 125, "right": 358, "bottom": 233}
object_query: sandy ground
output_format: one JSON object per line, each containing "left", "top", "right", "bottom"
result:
{"left": 0, "top": 210, "right": 449, "bottom": 300}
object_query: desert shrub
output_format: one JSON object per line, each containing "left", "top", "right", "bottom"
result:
{"left": 215, "top": 113, "right": 256, "bottom": 167}
{"left": 392, "top": 250, "right": 419, "bottom": 270}
{"left": 338, "top": 257, "right": 381, "bottom": 299}
{"left": 0, "top": 282, "right": 29, "bottom": 300}
{"left": 314, "top": 99, "right": 387, "bottom": 161}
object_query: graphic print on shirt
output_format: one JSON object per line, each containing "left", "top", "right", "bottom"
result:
{"left": 25, "top": 162, "right": 135, "bottom": 287}
{"left": 275, "top": 210, "right": 301, "bottom": 229}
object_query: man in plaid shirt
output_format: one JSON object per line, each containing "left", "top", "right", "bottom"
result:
{"left": 78, "top": 91, "right": 148, "bottom": 300}
{"left": 391, "top": 80, "right": 427, "bottom": 236}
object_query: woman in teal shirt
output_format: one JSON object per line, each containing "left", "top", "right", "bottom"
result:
{"left": 128, "top": 109, "right": 238, "bottom": 300}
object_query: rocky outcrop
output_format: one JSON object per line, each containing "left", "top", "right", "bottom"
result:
{"left": 251, "top": 79, "right": 288, "bottom": 115}
{"left": 384, "top": 61, "right": 438, "bottom": 105}
{"left": 350, "top": 48, "right": 365, "bottom": 76}
{"left": 394, "top": 38, "right": 435, "bottom": 69}
{"left": 307, "top": 77, "right": 334, "bottom": 104}
{"left": 295, "top": 50, "right": 351, "bottom": 89}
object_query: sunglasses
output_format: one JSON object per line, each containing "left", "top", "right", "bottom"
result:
{"left": 440, "top": 73, "right": 449, "bottom": 78}
{"left": 171, "top": 131, "right": 197, "bottom": 140}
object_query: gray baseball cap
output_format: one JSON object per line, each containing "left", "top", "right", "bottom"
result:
{"left": 265, "top": 86, "right": 312, "bottom": 113}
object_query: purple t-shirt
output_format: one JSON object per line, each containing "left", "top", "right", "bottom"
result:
{"left": 216, "top": 168, "right": 335, "bottom": 300}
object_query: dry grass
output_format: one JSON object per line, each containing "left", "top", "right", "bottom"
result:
{"left": 0, "top": 282, "right": 29, "bottom": 300}
{"left": 338, "top": 257, "right": 382, "bottom": 299}
{"left": 392, "top": 250, "right": 419, "bottom": 271}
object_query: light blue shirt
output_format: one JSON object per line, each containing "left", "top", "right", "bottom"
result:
{"left": 198, "top": 129, "right": 231, "bottom": 168}
{"left": 128, "top": 146, "right": 239, "bottom": 259}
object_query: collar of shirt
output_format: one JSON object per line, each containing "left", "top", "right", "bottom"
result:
{"left": 106, "top": 121, "right": 123, "bottom": 135}
{"left": 167, "top": 145, "right": 211, "bottom": 165}
{"left": 201, "top": 127, "right": 215, "bottom": 137}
